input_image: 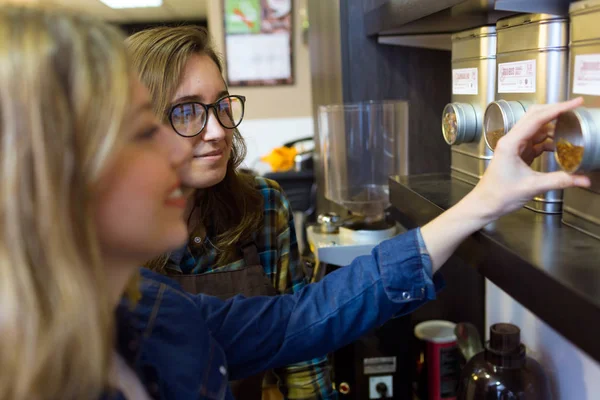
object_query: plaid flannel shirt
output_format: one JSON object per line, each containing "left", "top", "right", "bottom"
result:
{"left": 166, "top": 176, "right": 337, "bottom": 400}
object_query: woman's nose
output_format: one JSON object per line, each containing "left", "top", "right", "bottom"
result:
{"left": 202, "top": 110, "right": 227, "bottom": 142}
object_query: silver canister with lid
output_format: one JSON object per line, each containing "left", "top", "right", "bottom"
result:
{"left": 442, "top": 26, "right": 496, "bottom": 185}
{"left": 553, "top": 1, "right": 600, "bottom": 239}
{"left": 483, "top": 14, "right": 569, "bottom": 214}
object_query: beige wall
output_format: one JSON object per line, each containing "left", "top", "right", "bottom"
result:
{"left": 207, "top": 0, "right": 313, "bottom": 120}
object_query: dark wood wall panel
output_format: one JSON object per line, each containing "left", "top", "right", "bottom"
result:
{"left": 340, "top": 0, "right": 451, "bottom": 175}
{"left": 306, "top": 0, "right": 349, "bottom": 217}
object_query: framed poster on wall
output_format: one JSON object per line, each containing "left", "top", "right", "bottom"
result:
{"left": 223, "top": 0, "right": 294, "bottom": 87}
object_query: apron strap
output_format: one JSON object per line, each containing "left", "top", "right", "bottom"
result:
{"left": 240, "top": 240, "right": 261, "bottom": 266}
{"left": 240, "top": 240, "right": 279, "bottom": 297}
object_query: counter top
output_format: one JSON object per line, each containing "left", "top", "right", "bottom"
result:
{"left": 389, "top": 174, "right": 600, "bottom": 363}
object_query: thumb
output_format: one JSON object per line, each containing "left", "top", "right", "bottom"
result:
{"left": 529, "top": 171, "right": 590, "bottom": 194}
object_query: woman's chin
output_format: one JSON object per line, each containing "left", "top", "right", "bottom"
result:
{"left": 181, "top": 162, "right": 227, "bottom": 189}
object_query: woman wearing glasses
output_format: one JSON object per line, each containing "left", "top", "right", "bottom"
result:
{"left": 126, "top": 27, "right": 336, "bottom": 400}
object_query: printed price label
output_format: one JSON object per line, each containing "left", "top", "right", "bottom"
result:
{"left": 498, "top": 60, "right": 536, "bottom": 93}
{"left": 573, "top": 54, "right": 600, "bottom": 96}
{"left": 452, "top": 68, "right": 478, "bottom": 95}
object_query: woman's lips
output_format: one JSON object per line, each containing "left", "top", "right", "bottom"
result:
{"left": 194, "top": 149, "right": 224, "bottom": 160}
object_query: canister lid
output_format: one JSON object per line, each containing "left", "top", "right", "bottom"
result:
{"left": 496, "top": 13, "right": 567, "bottom": 30}
{"left": 570, "top": 1, "right": 600, "bottom": 44}
{"left": 489, "top": 323, "right": 520, "bottom": 354}
{"left": 451, "top": 25, "right": 496, "bottom": 41}
{"left": 441, "top": 103, "right": 479, "bottom": 145}
{"left": 484, "top": 323, "right": 526, "bottom": 368}
{"left": 452, "top": 25, "right": 497, "bottom": 60}
{"left": 570, "top": 0, "right": 600, "bottom": 15}
{"left": 554, "top": 108, "right": 594, "bottom": 173}
{"left": 483, "top": 100, "right": 527, "bottom": 151}
{"left": 414, "top": 320, "right": 457, "bottom": 344}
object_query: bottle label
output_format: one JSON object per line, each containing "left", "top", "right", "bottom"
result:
{"left": 439, "top": 346, "right": 460, "bottom": 398}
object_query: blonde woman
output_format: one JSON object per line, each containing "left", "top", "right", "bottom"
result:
{"left": 126, "top": 26, "right": 335, "bottom": 400}
{"left": 0, "top": 4, "right": 590, "bottom": 400}
{"left": 0, "top": 5, "right": 191, "bottom": 399}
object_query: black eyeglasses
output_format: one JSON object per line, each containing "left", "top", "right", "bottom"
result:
{"left": 169, "top": 95, "right": 246, "bottom": 138}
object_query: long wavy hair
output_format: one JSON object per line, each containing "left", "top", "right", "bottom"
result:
{"left": 126, "top": 26, "right": 263, "bottom": 270}
{"left": 0, "top": 5, "right": 131, "bottom": 399}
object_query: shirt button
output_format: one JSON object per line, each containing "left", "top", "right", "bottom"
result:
{"left": 402, "top": 291, "right": 411, "bottom": 300}
{"left": 219, "top": 366, "right": 227, "bottom": 375}
{"left": 193, "top": 236, "right": 202, "bottom": 244}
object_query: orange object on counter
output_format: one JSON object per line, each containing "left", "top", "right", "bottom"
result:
{"left": 261, "top": 146, "right": 298, "bottom": 172}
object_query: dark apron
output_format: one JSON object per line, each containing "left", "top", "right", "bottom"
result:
{"left": 168, "top": 242, "right": 277, "bottom": 400}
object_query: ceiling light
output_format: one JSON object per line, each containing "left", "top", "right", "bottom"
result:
{"left": 99, "top": 0, "right": 163, "bottom": 9}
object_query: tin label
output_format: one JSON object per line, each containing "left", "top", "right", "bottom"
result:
{"left": 452, "top": 68, "right": 478, "bottom": 95}
{"left": 363, "top": 357, "right": 397, "bottom": 375}
{"left": 573, "top": 54, "right": 600, "bottom": 96}
{"left": 498, "top": 59, "right": 536, "bottom": 93}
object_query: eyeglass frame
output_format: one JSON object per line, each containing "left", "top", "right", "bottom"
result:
{"left": 168, "top": 94, "right": 246, "bottom": 138}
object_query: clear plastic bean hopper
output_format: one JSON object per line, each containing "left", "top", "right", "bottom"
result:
{"left": 306, "top": 101, "right": 407, "bottom": 266}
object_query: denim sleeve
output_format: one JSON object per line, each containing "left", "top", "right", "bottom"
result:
{"left": 378, "top": 226, "right": 436, "bottom": 302}
{"left": 194, "top": 228, "right": 444, "bottom": 380}
{"left": 415, "top": 227, "right": 434, "bottom": 280}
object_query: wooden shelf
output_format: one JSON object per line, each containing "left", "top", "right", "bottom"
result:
{"left": 365, "top": 0, "right": 577, "bottom": 37}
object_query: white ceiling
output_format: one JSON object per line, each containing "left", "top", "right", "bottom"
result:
{"left": 2, "top": 0, "right": 208, "bottom": 22}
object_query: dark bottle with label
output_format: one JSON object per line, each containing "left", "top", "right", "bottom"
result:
{"left": 457, "top": 323, "right": 551, "bottom": 400}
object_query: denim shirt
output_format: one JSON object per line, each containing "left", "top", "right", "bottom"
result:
{"left": 105, "top": 228, "right": 443, "bottom": 400}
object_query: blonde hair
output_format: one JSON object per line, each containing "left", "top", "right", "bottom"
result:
{"left": 0, "top": 5, "right": 132, "bottom": 399}
{"left": 126, "top": 26, "right": 263, "bottom": 270}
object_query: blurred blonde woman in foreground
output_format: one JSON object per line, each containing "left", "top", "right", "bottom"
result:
{"left": 0, "top": 4, "right": 590, "bottom": 400}
{"left": 0, "top": 5, "right": 191, "bottom": 399}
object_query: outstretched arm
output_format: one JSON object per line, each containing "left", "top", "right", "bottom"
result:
{"left": 422, "top": 98, "right": 590, "bottom": 272}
